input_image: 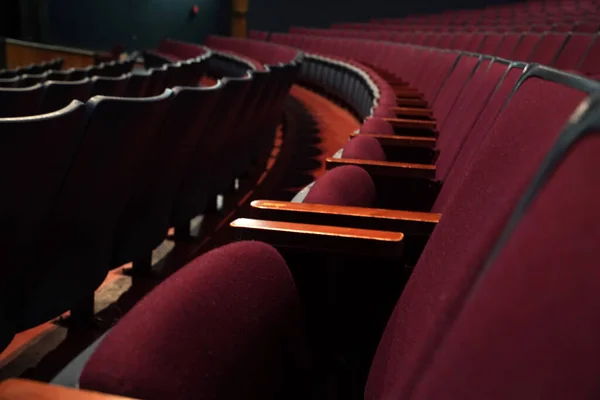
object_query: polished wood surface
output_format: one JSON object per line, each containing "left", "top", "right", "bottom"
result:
{"left": 394, "top": 90, "right": 422, "bottom": 99}
{"left": 350, "top": 133, "right": 437, "bottom": 149}
{"left": 230, "top": 218, "right": 404, "bottom": 257}
{"left": 326, "top": 157, "right": 437, "bottom": 179}
{"left": 383, "top": 117, "right": 436, "bottom": 130}
{"left": 250, "top": 200, "right": 440, "bottom": 234}
{"left": 0, "top": 379, "right": 137, "bottom": 400}
{"left": 391, "top": 107, "right": 433, "bottom": 117}
{"left": 4, "top": 38, "right": 96, "bottom": 69}
{"left": 395, "top": 98, "right": 429, "bottom": 108}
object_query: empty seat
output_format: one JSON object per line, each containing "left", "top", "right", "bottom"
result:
{"left": 145, "top": 66, "right": 168, "bottom": 96}
{"left": 0, "top": 76, "right": 20, "bottom": 88}
{"left": 111, "top": 83, "right": 223, "bottom": 269}
{"left": 552, "top": 33, "right": 595, "bottom": 70}
{"left": 80, "top": 241, "right": 310, "bottom": 399}
{"left": 125, "top": 70, "right": 151, "bottom": 97}
{"left": 40, "top": 78, "right": 93, "bottom": 114}
{"left": 0, "top": 84, "right": 45, "bottom": 117}
{"left": 15, "top": 90, "right": 173, "bottom": 330}
{"left": 90, "top": 74, "right": 129, "bottom": 97}
{"left": 0, "top": 101, "right": 89, "bottom": 350}
{"left": 528, "top": 33, "right": 568, "bottom": 64}
{"left": 19, "top": 72, "right": 48, "bottom": 87}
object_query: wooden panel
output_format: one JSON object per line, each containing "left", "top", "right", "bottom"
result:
{"left": 231, "top": 218, "right": 404, "bottom": 257}
{"left": 231, "top": 0, "right": 248, "bottom": 38}
{"left": 5, "top": 39, "right": 96, "bottom": 69}
{"left": 0, "top": 379, "right": 137, "bottom": 400}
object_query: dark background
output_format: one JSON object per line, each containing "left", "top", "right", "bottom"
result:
{"left": 6, "top": 0, "right": 523, "bottom": 51}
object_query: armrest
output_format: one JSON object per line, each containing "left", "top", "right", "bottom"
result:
{"left": 0, "top": 379, "right": 137, "bottom": 399}
{"left": 250, "top": 200, "right": 440, "bottom": 236}
{"left": 230, "top": 218, "right": 404, "bottom": 257}
{"left": 325, "top": 157, "right": 436, "bottom": 179}
{"left": 383, "top": 118, "right": 436, "bottom": 130}
{"left": 391, "top": 107, "right": 433, "bottom": 118}
{"left": 395, "top": 90, "right": 422, "bottom": 99}
{"left": 350, "top": 133, "right": 436, "bottom": 149}
{"left": 396, "top": 98, "right": 428, "bottom": 108}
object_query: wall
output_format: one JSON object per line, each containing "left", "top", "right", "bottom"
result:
{"left": 45, "top": 0, "right": 230, "bottom": 51}
{"left": 247, "top": 0, "right": 524, "bottom": 32}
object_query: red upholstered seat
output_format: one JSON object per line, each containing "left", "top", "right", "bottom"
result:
{"left": 411, "top": 118, "right": 600, "bottom": 400}
{"left": 359, "top": 117, "right": 395, "bottom": 135}
{"left": 81, "top": 241, "right": 310, "bottom": 400}
{"left": 341, "top": 135, "right": 387, "bottom": 161}
{"left": 304, "top": 165, "right": 377, "bottom": 207}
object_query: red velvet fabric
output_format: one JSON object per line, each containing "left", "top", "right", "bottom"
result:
{"left": 365, "top": 79, "right": 588, "bottom": 400}
{"left": 360, "top": 117, "right": 395, "bottom": 135}
{"left": 81, "top": 241, "right": 309, "bottom": 400}
{"left": 304, "top": 165, "right": 376, "bottom": 207}
{"left": 342, "top": 135, "right": 387, "bottom": 162}
{"left": 411, "top": 132, "right": 600, "bottom": 400}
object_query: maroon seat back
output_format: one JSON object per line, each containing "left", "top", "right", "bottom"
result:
{"left": 553, "top": 33, "right": 595, "bottom": 70}
{"left": 81, "top": 241, "right": 309, "bottom": 400}
{"left": 410, "top": 100, "right": 600, "bottom": 400}
{"left": 365, "top": 67, "right": 597, "bottom": 399}
{"left": 304, "top": 165, "right": 376, "bottom": 207}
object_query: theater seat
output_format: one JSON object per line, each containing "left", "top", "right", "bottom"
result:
{"left": 0, "top": 101, "right": 89, "bottom": 351}
{"left": 80, "top": 241, "right": 311, "bottom": 400}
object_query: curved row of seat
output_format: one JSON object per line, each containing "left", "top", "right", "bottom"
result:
{"left": 48, "top": 51, "right": 600, "bottom": 399}
{"left": 0, "top": 58, "right": 63, "bottom": 79}
{"left": 0, "top": 54, "right": 212, "bottom": 117}
{"left": 0, "top": 46, "right": 300, "bottom": 357}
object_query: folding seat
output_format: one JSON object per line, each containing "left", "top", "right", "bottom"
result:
{"left": 0, "top": 69, "right": 18, "bottom": 79}
{"left": 39, "top": 78, "right": 93, "bottom": 114}
{"left": 436, "top": 33, "right": 455, "bottom": 48}
{"left": 576, "top": 35, "right": 600, "bottom": 76}
{"left": 90, "top": 74, "right": 129, "bottom": 97}
{"left": 392, "top": 97, "right": 600, "bottom": 400}
{"left": 509, "top": 33, "right": 543, "bottom": 61}
{"left": 0, "top": 101, "right": 89, "bottom": 351}
{"left": 15, "top": 90, "right": 173, "bottom": 330}
{"left": 238, "top": 66, "right": 598, "bottom": 398}
{"left": 0, "top": 84, "right": 45, "bottom": 117}
{"left": 0, "top": 76, "right": 20, "bottom": 87}
{"left": 62, "top": 69, "right": 600, "bottom": 400}
{"left": 125, "top": 70, "right": 151, "bottom": 97}
{"left": 143, "top": 50, "right": 174, "bottom": 69}
{"left": 145, "top": 65, "right": 168, "bottom": 96}
{"left": 552, "top": 23, "right": 575, "bottom": 32}
{"left": 19, "top": 72, "right": 48, "bottom": 87}
{"left": 463, "top": 33, "right": 486, "bottom": 51}
{"left": 478, "top": 33, "right": 504, "bottom": 54}
{"left": 572, "top": 21, "right": 600, "bottom": 33}
{"left": 552, "top": 33, "right": 595, "bottom": 70}
{"left": 171, "top": 74, "right": 252, "bottom": 234}
{"left": 493, "top": 33, "right": 523, "bottom": 58}
{"left": 527, "top": 33, "right": 568, "bottom": 64}
{"left": 85, "top": 63, "right": 106, "bottom": 77}
{"left": 111, "top": 83, "right": 223, "bottom": 270}
{"left": 448, "top": 33, "right": 472, "bottom": 50}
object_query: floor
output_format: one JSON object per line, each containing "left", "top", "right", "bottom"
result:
{"left": 0, "top": 85, "right": 360, "bottom": 382}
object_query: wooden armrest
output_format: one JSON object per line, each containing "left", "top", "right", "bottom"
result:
{"left": 395, "top": 91, "right": 422, "bottom": 99}
{"left": 250, "top": 200, "right": 440, "bottom": 236}
{"left": 396, "top": 98, "right": 428, "bottom": 108}
{"left": 230, "top": 218, "right": 404, "bottom": 257}
{"left": 383, "top": 118, "right": 436, "bottom": 130}
{"left": 391, "top": 107, "right": 433, "bottom": 117}
{"left": 325, "top": 157, "right": 436, "bottom": 179}
{"left": 350, "top": 133, "right": 436, "bottom": 149}
{"left": 0, "top": 379, "right": 137, "bottom": 400}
